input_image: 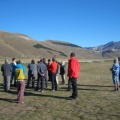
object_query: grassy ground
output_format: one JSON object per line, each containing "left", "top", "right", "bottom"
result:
{"left": 0, "top": 60, "right": 120, "bottom": 120}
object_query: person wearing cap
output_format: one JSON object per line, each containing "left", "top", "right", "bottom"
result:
{"left": 67, "top": 52, "right": 80, "bottom": 100}
{"left": 1, "top": 59, "right": 12, "bottom": 92}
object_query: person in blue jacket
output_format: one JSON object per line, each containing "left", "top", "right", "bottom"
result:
{"left": 110, "top": 58, "right": 119, "bottom": 92}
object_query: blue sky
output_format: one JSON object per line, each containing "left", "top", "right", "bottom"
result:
{"left": 0, "top": 0, "right": 120, "bottom": 47}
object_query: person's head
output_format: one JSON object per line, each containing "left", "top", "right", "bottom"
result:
{"left": 70, "top": 52, "right": 75, "bottom": 58}
{"left": 12, "top": 58, "right": 16, "bottom": 62}
{"left": 16, "top": 60, "right": 21, "bottom": 64}
{"left": 31, "top": 59, "right": 35, "bottom": 64}
{"left": 48, "top": 59, "right": 51, "bottom": 62}
{"left": 40, "top": 59, "right": 43, "bottom": 62}
{"left": 61, "top": 61, "right": 65, "bottom": 66}
{"left": 114, "top": 58, "right": 118, "bottom": 63}
{"left": 5, "top": 59, "right": 8, "bottom": 63}
{"left": 52, "top": 57, "right": 56, "bottom": 62}
{"left": 37, "top": 61, "right": 40, "bottom": 64}
{"left": 43, "top": 58, "right": 46, "bottom": 63}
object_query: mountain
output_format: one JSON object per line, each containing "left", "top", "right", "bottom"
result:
{"left": 0, "top": 30, "right": 103, "bottom": 59}
{"left": 85, "top": 41, "right": 120, "bottom": 57}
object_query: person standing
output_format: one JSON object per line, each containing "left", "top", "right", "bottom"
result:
{"left": 110, "top": 58, "right": 119, "bottom": 92}
{"left": 37, "top": 59, "right": 47, "bottom": 92}
{"left": 67, "top": 52, "right": 80, "bottom": 100}
{"left": 43, "top": 58, "right": 48, "bottom": 88}
{"left": 56, "top": 60, "right": 59, "bottom": 85}
{"left": 59, "top": 61, "right": 66, "bottom": 84}
{"left": 47, "top": 59, "right": 52, "bottom": 82}
{"left": 50, "top": 57, "right": 58, "bottom": 91}
{"left": 1, "top": 59, "right": 12, "bottom": 92}
{"left": 10, "top": 58, "right": 16, "bottom": 87}
{"left": 14, "top": 60, "right": 26, "bottom": 104}
{"left": 27, "top": 60, "right": 37, "bottom": 88}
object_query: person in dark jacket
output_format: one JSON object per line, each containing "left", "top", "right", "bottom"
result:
{"left": 1, "top": 59, "right": 12, "bottom": 92}
{"left": 47, "top": 59, "right": 52, "bottom": 82}
{"left": 10, "top": 58, "right": 16, "bottom": 87}
{"left": 27, "top": 60, "right": 37, "bottom": 88}
{"left": 59, "top": 61, "right": 66, "bottom": 84}
{"left": 37, "top": 59, "right": 47, "bottom": 92}
{"left": 43, "top": 58, "right": 48, "bottom": 88}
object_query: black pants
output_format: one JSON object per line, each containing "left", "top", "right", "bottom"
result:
{"left": 71, "top": 77, "right": 78, "bottom": 98}
{"left": 27, "top": 75, "right": 35, "bottom": 88}
{"left": 68, "top": 77, "right": 72, "bottom": 91}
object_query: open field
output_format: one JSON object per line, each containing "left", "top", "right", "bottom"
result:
{"left": 0, "top": 60, "right": 120, "bottom": 120}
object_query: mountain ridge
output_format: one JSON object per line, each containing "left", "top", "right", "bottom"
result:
{"left": 1, "top": 30, "right": 119, "bottom": 59}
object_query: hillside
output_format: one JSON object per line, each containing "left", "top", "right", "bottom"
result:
{"left": 85, "top": 41, "right": 120, "bottom": 58}
{"left": 0, "top": 30, "right": 102, "bottom": 59}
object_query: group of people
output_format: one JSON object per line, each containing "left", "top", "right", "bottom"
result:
{"left": 1, "top": 52, "right": 80, "bottom": 104}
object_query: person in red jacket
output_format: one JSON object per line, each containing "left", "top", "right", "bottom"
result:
{"left": 67, "top": 52, "right": 80, "bottom": 100}
{"left": 50, "top": 57, "right": 58, "bottom": 91}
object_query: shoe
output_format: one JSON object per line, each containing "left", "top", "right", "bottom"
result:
{"left": 69, "top": 96, "right": 73, "bottom": 98}
{"left": 18, "top": 101, "right": 24, "bottom": 104}
{"left": 52, "top": 89, "right": 55, "bottom": 91}
{"left": 41, "top": 90, "right": 44, "bottom": 92}
{"left": 71, "top": 97, "right": 77, "bottom": 100}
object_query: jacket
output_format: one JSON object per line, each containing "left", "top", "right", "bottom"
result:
{"left": 1, "top": 62, "right": 12, "bottom": 76}
{"left": 37, "top": 62, "right": 47, "bottom": 76}
{"left": 28, "top": 63, "right": 37, "bottom": 76}
{"left": 14, "top": 64, "right": 26, "bottom": 80}
{"left": 67, "top": 57, "right": 80, "bottom": 78}
{"left": 50, "top": 61, "right": 57, "bottom": 74}
{"left": 112, "top": 63, "right": 119, "bottom": 76}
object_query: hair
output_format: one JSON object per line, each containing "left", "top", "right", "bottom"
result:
{"left": 52, "top": 57, "right": 56, "bottom": 61}
{"left": 43, "top": 58, "right": 46, "bottom": 62}
{"left": 31, "top": 59, "right": 35, "bottom": 64}
{"left": 37, "top": 61, "right": 40, "bottom": 64}
{"left": 12, "top": 58, "right": 16, "bottom": 61}
{"left": 40, "top": 59, "right": 43, "bottom": 62}
{"left": 48, "top": 59, "right": 51, "bottom": 62}
{"left": 61, "top": 61, "right": 65, "bottom": 66}
{"left": 5, "top": 59, "right": 8, "bottom": 63}
{"left": 16, "top": 60, "right": 21, "bottom": 64}
{"left": 114, "top": 58, "right": 118, "bottom": 63}
{"left": 70, "top": 52, "right": 75, "bottom": 57}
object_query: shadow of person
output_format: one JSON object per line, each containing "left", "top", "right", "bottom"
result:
{"left": 0, "top": 97, "right": 18, "bottom": 103}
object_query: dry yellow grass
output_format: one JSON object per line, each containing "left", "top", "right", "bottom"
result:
{"left": 0, "top": 60, "right": 120, "bottom": 120}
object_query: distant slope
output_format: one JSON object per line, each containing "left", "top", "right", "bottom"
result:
{"left": 0, "top": 30, "right": 103, "bottom": 59}
{"left": 85, "top": 41, "right": 120, "bottom": 58}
